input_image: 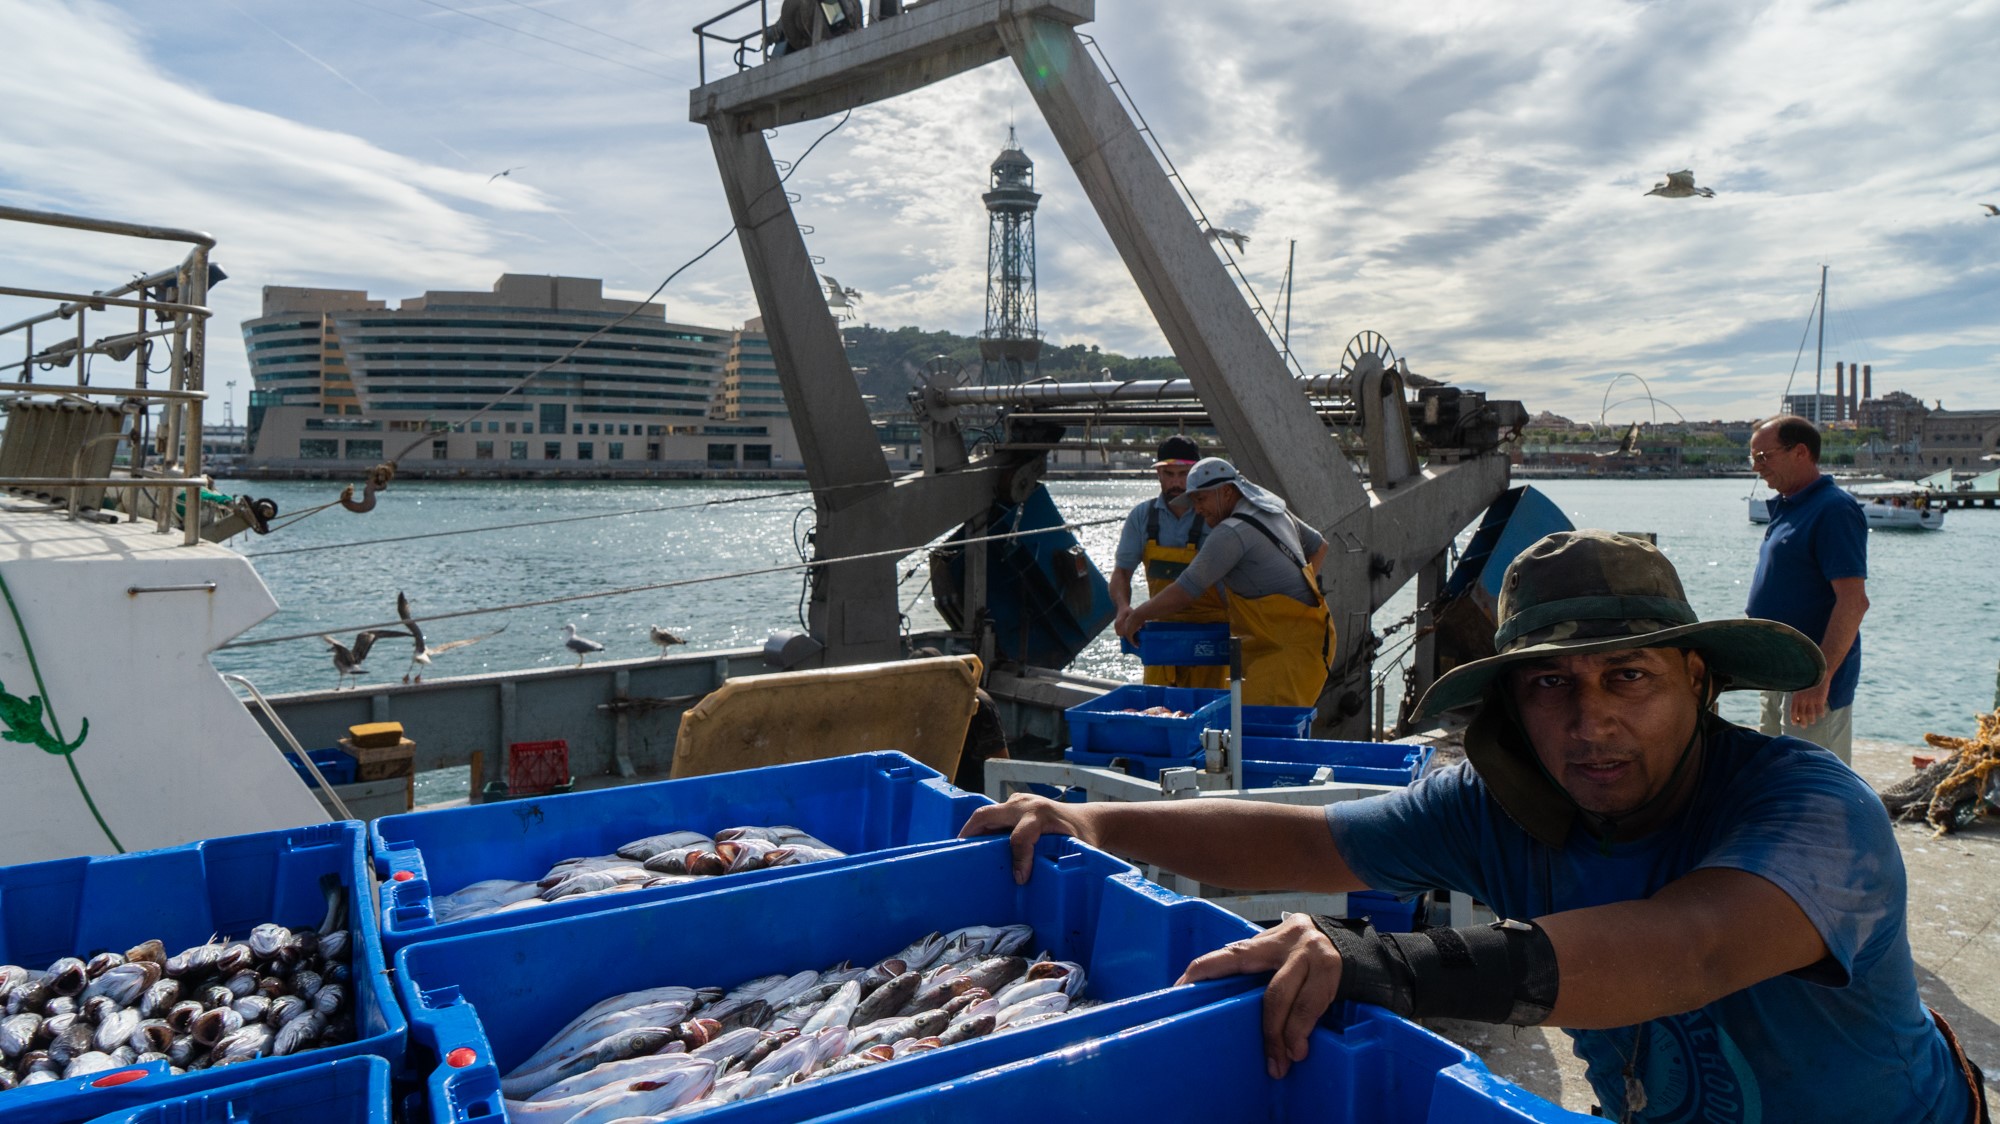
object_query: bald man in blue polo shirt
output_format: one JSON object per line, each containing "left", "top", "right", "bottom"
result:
{"left": 1747, "top": 415, "right": 1870, "bottom": 763}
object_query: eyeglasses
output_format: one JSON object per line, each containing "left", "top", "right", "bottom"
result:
{"left": 1748, "top": 445, "right": 1795, "bottom": 466}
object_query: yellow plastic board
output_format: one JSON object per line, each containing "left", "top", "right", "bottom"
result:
{"left": 670, "top": 655, "right": 980, "bottom": 780}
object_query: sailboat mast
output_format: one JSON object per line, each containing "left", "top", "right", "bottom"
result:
{"left": 1813, "top": 265, "right": 1827, "bottom": 423}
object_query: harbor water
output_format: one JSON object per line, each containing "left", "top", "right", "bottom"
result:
{"left": 214, "top": 475, "right": 1999, "bottom": 763}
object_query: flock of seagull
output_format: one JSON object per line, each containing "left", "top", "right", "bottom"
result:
{"left": 319, "top": 595, "right": 684, "bottom": 688}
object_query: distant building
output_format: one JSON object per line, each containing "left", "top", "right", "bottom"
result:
{"left": 242, "top": 276, "right": 796, "bottom": 472}
{"left": 1780, "top": 392, "right": 1846, "bottom": 426}
{"left": 1856, "top": 404, "right": 2000, "bottom": 476}
{"left": 1856, "top": 390, "right": 1929, "bottom": 445}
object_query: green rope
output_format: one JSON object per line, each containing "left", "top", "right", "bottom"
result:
{"left": 0, "top": 566, "right": 122, "bottom": 853}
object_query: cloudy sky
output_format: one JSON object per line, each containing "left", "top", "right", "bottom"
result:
{"left": 4, "top": 0, "right": 1996, "bottom": 426}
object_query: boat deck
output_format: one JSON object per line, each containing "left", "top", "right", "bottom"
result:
{"left": 1431, "top": 735, "right": 2000, "bottom": 1110}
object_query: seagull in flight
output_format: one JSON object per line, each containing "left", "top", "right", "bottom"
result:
{"left": 396, "top": 592, "right": 507, "bottom": 683}
{"left": 322, "top": 630, "right": 406, "bottom": 690}
{"left": 649, "top": 626, "right": 687, "bottom": 655}
{"left": 487, "top": 166, "right": 527, "bottom": 184}
{"left": 1644, "top": 170, "right": 1715, "bottom": 198}
{"left": 1206, "top": 226, "right": 1251, "bottom": 253}
{"left": 1980, "top": 203, "right": 1999, "bottom": 217}
{"left": 561, "top": 622, "right": 605, "bottom": 667}
{"left": 820, "top": 274, "right": 861, "bottom": 309}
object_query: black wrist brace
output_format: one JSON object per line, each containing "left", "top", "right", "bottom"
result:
{"left": 1310, "top": 915, "right": 1559, "bottom": 1026}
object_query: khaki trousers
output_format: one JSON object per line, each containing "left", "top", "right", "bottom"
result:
{"left": 1759, "top": 691, "right": 1854, "bottom": 765}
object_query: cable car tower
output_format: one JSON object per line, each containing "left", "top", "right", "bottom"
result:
{"left": 979, "top": 129, "right": 1041, "bottom": 385}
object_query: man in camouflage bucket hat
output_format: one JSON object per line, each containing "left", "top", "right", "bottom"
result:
{"left": 964, "top": 530, "right": 1985, "bottom": 1123}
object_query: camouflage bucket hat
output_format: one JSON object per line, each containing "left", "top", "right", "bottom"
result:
{"left": 1415, "top": 529, "right": 1823, "bottom": 719}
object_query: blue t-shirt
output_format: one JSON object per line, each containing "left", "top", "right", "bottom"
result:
{"left": 1113, "top": 496, "right": 1204, "bottom": 572}
{"left": 1324, "top": 723, "right": 1966, "bottom": 1123}
{"left": 1747, "top": 474, "right": 1867, "bottom": 709}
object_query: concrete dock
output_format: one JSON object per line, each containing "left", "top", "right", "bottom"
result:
{"left": 1430, "top": 735, "right": 2000, "bottom": 1112}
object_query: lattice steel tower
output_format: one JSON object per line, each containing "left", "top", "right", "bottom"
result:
{"left": 979, "top": 128, "right": 1041, "bottom": 384}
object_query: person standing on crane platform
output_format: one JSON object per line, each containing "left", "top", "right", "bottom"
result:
{"left": 1109, "top": 436, "right": 1230, "bottom": 689}
{"left": 1115, "top": 457, "right": 1335, "bottom": 708}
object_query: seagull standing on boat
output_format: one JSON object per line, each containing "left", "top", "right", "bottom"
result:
{"left": 561, "top": 623, "right": 605, "bottom": 667}
{"left": 1644, "top": 170, "right": 1715, "bottom": 198}
{"left": 322, "top": 630, "right": 403, "bottom": 690}
{"left": 396, "top": 591, "right": 507, "bottom": 683}
{"left": 649, "top": 626, "right": 687, "bottom": 655}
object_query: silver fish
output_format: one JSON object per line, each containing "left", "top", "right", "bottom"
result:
{"left": 688, "top": 1026, "right": 763, "bottom": 1068}
{"left": 84, "top": 952, "right": 125, "bottom": 979}
{"left": 541, "top": 868, "right": 654, "bottom": 902}
{"left": 848, "top": 1009, "right": 948, "bottom": 1053}
{"left": 716, "top": 838, "right": 782, "bottom": 874}
{"left": 312, "top": 984, "right": 346, "bottom": 1016}
{"left": 138, "top": 977, "right": 181, "bottom": 1019}
{"left": 509, "top": 987, "right": 708, "bottom": 1077}
{"left": 799, "top": 980, "right": 861, "bottom": 1035}
{"left": 615, "top": 831, "right": 712, "bottom": 861}
{"left": 290, "top": 969, "right": 323, "bottom": 1001}
{"left": 232, "top": 995, "right": 271, "bottom": 1023}
{"left": 163, "top": 940, "right": 224, "bottom": 979}
{"left": 318, "top": 930, "right": 351, "bottom": 962}
{"left": 62, "top": 1050, "right": 117, "bottom": 1079}
{"left": 850, "top": 971, "right": 919, "bottom": 1026}
{"left": 247, "top": 923, "right": 291, "bottom": 958}
{"left": 211, "top": 1022, "right": 275, "bottom": 1065}
{"left": 938, "top": 1012, "right": 996, "bottom": 1045}
{"left": 46, "top": 958, "right": 87, "bottom": 997}
{"left": 766, "top": 844, "right": 844, "bottom": 866}
{"left": 991, "top": 974, "right": 1065, "bottom": 1010}
{"left": 0, "top": 1013, "right": 40, "bottom": 1058}
{"left": 124, "top": 939, "right": 166, "bottom": 966}
{"left": 500, "top": 1026, "right": 682, "bottom": 1100}
{"left": 994, "top": 991, "right": 1069, "bottom": 1028}
{"left": 271, "top": 1011, "right": 323, "bottom": 1056}
{"left": 0, "top": 966, "right": 24, "bottom": 994}
{"left": 267, "top": 995, "right": 308, "bottom": 1026}
{"left": 523, "top": 1052, "right": 712, "bottom": 1106}
{"left": 190, "top": 1006, "right": 243, "bottom": 1048}
{"left": 92, "top": 1007, "right": 139, "bottom": 1054}
{"left": 891, "top": 932, "right": 948, "bottom": 973}
{"left": 165, "top": 1000, "right": 204, "bottom": 1035}
{"left": 129, "top": 1019, "right": 173, "bottom": 1055}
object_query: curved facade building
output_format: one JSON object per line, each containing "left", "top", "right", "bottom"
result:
{"left": 242, "top": 275, "right": 797, "bottom": 472}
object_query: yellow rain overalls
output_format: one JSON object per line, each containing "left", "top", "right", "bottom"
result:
{"left": 1139, "top": 502, "right": 1229, "bottom": 689}
{"left": 1219, "top": 513, "right": 1336, "bottom": 708}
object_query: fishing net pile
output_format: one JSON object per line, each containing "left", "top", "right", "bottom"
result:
{"left": 1878, "top": 709, "right": 2000, "bottom": 836}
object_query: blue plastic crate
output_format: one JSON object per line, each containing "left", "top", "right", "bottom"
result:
{"left": 1062, "top": 744, "right": 1203, "bottom": 781}
{"left": 1212, "top": 704, "right": 1315, "bottom": 740}
{"left": 1347, "top": 889, "right": 1423, "bottom": 933}
{"left": 77, "top": 1058, "right": 392, "bottom": 1124}
{"left": 1241, "top": 737, "right": 1432, "bottom": 786}
{"left": 1116, "top": 621, "right": 1232, "bottom": 666}
{"left": 0, "top": 823, "right": 405, "bottom": 1124}
{"left": 1064, "top": 684, "right": 1228, "bottom": 758}
{"left": 397, "top": 835, "right": 1260, "bottom": 1124}
{"left": 286, "top": 746, "right": 358, "bottom": 789}
{"left": 370, "top": 751, "right": 988, "bottom": 954}
{"left": 801, "top": 989, "right": 1590, "bottom": 1123}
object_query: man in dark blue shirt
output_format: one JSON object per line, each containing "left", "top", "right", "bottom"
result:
{"left": 1747, "top": 416, "right": 1870, "bottom": 763}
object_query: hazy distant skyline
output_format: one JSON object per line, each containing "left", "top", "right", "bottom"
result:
{"left": 4, "top": 0, "right": 1996, "bottom": 427}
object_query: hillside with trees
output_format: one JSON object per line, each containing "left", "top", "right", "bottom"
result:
{"left": 840, "top": 324, "right": 1183, "bottom": 413}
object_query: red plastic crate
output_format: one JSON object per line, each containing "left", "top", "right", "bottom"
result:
{"left": 507, "top": 739, "right": 569, "bottom": 795}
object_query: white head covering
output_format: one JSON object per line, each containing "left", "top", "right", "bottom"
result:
{"left": 1168, "top": 457, "right": 1288, "bottom": 517}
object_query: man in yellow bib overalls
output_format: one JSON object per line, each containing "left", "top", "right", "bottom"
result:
{"left": 1115, "top": 457, "right": 1335, "bottom": 708}
{"left": 1109, "top": 437, "right": 1230, "bottom": 689}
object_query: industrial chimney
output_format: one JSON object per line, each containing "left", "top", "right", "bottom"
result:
{"left": 1835, "top": 362, "right": 1845, "bottom": 421}
{"left": 1862, "top": 364, "right": 1872, "bottom": 402}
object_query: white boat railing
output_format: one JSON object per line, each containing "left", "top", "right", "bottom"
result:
{"left": 0, "top": 205, "right": 217, "bottom": 545}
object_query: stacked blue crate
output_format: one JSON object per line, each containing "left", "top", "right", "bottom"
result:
{"left": 396, "top": 835, "right": 1262, "bottom": 1124}
{"left": 799, "top": 989, "right": 1592, "bottom": 1123}
{"left": 369, "top": 751, "right": 989, "bottom": 953}
{"left": 76, "top": 1058, "right": 391, "bottom": 1124}
{"left": 0, "top": 824, "right": 405, "bottom": 1124}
